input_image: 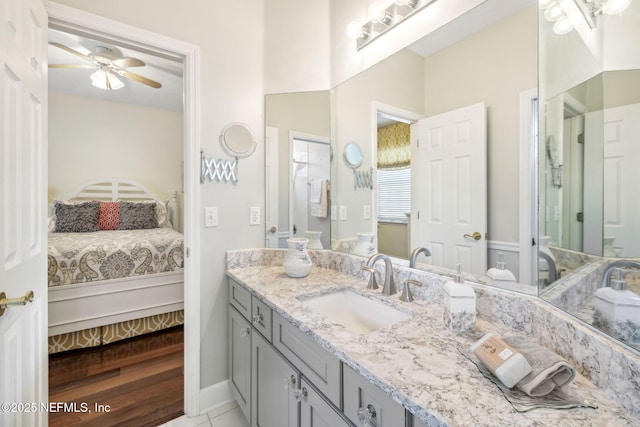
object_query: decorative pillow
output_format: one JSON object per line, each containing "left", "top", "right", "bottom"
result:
{"left": 54, "top": 200, "right": 100, "bottom": 233}
{"left": 118, "top": 201, "right": 159, "bottom": 230}
{"left": 98, "top": 201, "right": 120, "bottom": 230}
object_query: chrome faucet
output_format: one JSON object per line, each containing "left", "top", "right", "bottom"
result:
{"left": 601, "top": 260, "right": 640, "bottom": 288}
{"left": 409, "top": 246, "right": 431, "bottom": 268}
{"left": 538, "top": 251, "right": 558, "bottom": 286}
{"left": 366, "top": 253, "right": 396, "bottom": 296}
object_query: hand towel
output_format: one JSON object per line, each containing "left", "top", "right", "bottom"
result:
{"left": 503, "top": 336, "right": 576, "bottom": 397}
{"left": 310, "top": 179, "right": 329, "bottom": 218}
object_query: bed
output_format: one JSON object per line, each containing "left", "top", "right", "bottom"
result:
{"left": 47, "top": 178, "right": 184, "bottom": 353}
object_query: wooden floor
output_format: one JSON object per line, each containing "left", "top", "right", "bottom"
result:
{"left": 49, "top": 326, "right": 184, "bottom": 427}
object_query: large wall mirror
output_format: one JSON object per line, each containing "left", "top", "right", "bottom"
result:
{"left": 538, "top": 0, "right": 640, "bottom": 351}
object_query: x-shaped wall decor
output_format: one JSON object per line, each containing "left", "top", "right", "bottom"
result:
{"left": 200, "top": 151, "right": 238, "bottom": 183}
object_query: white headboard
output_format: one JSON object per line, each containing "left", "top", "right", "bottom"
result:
{"left": 63, "top": 177, "right": 161, "bottom": 202}
{"left": 54, "top": 178, "right": 181, "bottom": 231}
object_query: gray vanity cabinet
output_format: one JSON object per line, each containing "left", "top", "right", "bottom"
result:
{"left": 252, "top": 331, "right": 299, "bottom": 427}
{"left": 300, "top": 378, "right": 351, "bottom": 427}
{"left": 229, "top": 305, "right": 252, "bottom": 422}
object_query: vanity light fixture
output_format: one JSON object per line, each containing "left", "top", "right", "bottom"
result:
{"left": 90, "top": 68, "right": 124, "bottom": 91}
{"left": 540, "top": 0, "right": 576, "bottom": 35}
{"left": 586, "top": 0, "right": 632, "bottom": 15}
{"left": 346, "top": 0, "right": 437, "bottom": 50}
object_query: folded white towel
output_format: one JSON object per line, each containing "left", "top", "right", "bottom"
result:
{"left": 310, "top": 180, "right": 329, "bottom": 218}
{"left": 503, "top": 336, "right": 576, "bottom": 397}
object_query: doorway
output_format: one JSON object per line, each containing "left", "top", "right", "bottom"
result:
{"left": 47, "top": 2, "right": 200, "bottom": 418}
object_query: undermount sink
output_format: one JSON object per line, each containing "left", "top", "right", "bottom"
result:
{"left": 300, "top": 290, "right": 411, "bottom": 334}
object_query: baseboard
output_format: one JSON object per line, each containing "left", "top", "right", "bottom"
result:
{"left": 199, "top": 380, "right": 237, "bottom": 417}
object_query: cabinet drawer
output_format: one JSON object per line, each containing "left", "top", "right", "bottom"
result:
{"left": 251, "top": 296, "right": 272, "bottom": 341}
{"left": 343, "top": 364, "right": 406, "bottom": 427}
{"left": 229, "top": 278, "right": 251, "bottom": 320}
{"left": 272, "top": 312, "right": 341, "bottom": 407}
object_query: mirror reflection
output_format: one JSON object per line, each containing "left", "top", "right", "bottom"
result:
{"left": 265, "top": 92, "right": 331, "bottom": 249}
{"left": 330, "top": 4, "right": 536, "bottom": 289}
{"left": 539, "top": 0, "right": 640, "bottom": 351}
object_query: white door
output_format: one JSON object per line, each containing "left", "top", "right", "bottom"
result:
{"left": 417, "top": 102, "right": 487, "bottom": 275}
{"left": 265, "top": 126, "right": 279, "bottom": 247}
{"left": 603, "top": 103, "right": 640, "bottom": 257}
{"left": 0, "top": 0, "right": 48, "bottom": 426}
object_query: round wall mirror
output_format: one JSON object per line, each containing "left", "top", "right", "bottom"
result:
{"left": 219, "top": 122, "right": 257, "bottom": 158}
{"left": 343, "top": 142, "right": 363, "bottom": 168}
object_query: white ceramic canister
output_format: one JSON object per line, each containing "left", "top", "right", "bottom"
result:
{"left": 283, "top": 237, "right": 312, "bottom": 278}
{"left": 304, "top": 231, "right": 323, "bottom": 249}
{"left": 354, "top": 232, "right": 376, "bottom": 256}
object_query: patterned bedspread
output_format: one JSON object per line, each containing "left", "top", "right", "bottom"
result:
{"left": 48, "top": 228, "right": 184, "bottom": 287}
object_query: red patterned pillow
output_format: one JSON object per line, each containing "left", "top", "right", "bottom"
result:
{"left": 98, "top": 201, "right": 120, "bottom": 230}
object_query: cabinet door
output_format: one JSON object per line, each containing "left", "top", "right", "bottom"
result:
{"left": 252, "top": 332, "right": 298, "bottom": 427}
{"left": 229, "top": 306, "right": 252, "bottom": 423}
{"left": 300, "top": 378, "right": 351, "bottom": 427}
{"left": 343, "top": 364, "right": 406, "bottom": 426}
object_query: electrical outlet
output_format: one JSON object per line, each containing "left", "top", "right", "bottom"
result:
{"left": 250, "top": 206, "right": 261, "bottom": 225}
{"left": 205, "top": 207, "right": 218, "bottom": 227}
{"left": 363, "top": 205, "right": 371, "bottom": 220}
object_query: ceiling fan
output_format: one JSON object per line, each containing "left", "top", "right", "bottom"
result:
{"left": 49, "top": 42, "right": 162, "bottom": 91}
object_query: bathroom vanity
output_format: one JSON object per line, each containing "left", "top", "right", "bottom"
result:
{"left": 227, "top": 249, "right": 639, "bottom": 426}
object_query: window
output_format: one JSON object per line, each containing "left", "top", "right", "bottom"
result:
{"left": 377, "top": 167, "right": 411, "bottom": 223}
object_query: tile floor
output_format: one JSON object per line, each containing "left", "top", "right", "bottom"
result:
{"left": 159, "top": 403, "right": 248, "bottom": 427}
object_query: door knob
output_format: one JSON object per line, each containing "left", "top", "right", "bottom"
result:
{"left": 269, "top": 226, "right": 277, "bottom": 234}
{"left": 0, "top": 290, "right": 34, "bottom": 317}
{"left": 463, "top": 232, "right": 482, "bottom": 241}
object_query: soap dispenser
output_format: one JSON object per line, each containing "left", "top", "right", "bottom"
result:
{"left": 594, "top": 268, "right": 640, "bottom": 343}
{"left": 486, "top": 252, "right": 516, "bottom": 284}
{"left": 443, "top": 264, "right": 476, "bottom": 332}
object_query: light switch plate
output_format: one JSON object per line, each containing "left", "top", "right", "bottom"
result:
{"left": 339, "top": 206, "right": 348, "bottom": 221}
{"left": 363, "top": 205, "right": 371, "bottom": 220}
{"left": 331, "top": 205, "right": 337, "bottom": 221}
{"left": 250, "top": 206, "right": 261, "bottom": 225}
{"left": 205, "top": 207, "right": 218, "bottom": 227}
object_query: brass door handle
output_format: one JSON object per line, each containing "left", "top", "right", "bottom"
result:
{"left": 463, "top": 232, "right": 482, "bottom": 241}
{"left": 0, "top": 290, "right": 34, "bottom": 317}
{"left": 268, "top": 226, "right": 277, "bottom": 234}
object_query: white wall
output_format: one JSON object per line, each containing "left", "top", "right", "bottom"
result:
{"left": 48, "top": 91, "right": 183, "bottom": 201}
{"left": 50, "top": 0, "right": 266, "bottom": 394}
{"left": 264, "top": 0, "right": 330, "bottom": 93}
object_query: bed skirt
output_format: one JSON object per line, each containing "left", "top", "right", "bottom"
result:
{"left": 48, "top": 309, "right": 184, "bottom": 354}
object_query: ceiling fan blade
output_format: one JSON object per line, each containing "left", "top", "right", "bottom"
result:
{"left": 49, "top": 42, "right": 96, "bottom": 64}
{"left": 49, "top": 63, "right": 97, "bottom": 69}
{"left": 118, "top": 70, "right": 162, "bottom": 89}
{"left": 113, "top": 57, "right": 145, "bottom": 68}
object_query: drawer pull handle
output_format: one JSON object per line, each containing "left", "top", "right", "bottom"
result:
{"left": 282, "top": 374, "right": 296, "bottom": 389}
{"left": 252, "top": 312, "right": 264, "bottom": 324}
{"left": 357, "top": 404, "right": 377, "bottom": 426}
{"left": 294, "top": 387, "right": 307, "bottom": 402}
{"left": 240, "top": 327, "right": 251, "bottom": 337}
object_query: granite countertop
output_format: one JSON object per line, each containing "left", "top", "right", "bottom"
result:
{"left": 227, "top": 263, "right": 638, "bottom": 427}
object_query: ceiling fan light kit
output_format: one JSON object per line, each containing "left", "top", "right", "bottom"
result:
{"left": 49, "top": 42, "right": 162, "bottom": 91}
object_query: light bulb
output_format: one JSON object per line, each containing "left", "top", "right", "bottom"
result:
{"left": 396, "top": 0, "right": 419, "bottom": 7}
{"left": 538, "top": 0, "right": 554, "bottom": 9}
{"left": 346, "top": 21, "right": 365, "bottom": 40}
{"left": 544, "top": 2, "right": 564, "bottom": 21}
{"left": 553, "top": 15, "right": 573, "bottom": 34}
{"left": 601, "top": 0, "right": 631, "bottom": 14}
{"left": 368, "top": 1, "right": 389, "bottom": 23}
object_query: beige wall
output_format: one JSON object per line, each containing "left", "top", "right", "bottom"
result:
{"left": 48, "top": 91, "right": 183, "bottom": 201}
{"left": 423, "top": 5, "right": 537, "bottom": 244}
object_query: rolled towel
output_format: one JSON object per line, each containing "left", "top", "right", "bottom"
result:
{"left": 503, "top": 335, "right": 576, "bottom": 397}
